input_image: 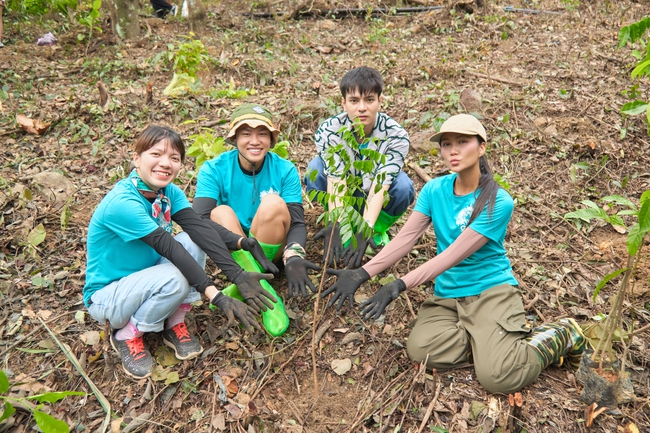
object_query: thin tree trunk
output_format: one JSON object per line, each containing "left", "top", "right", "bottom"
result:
{"left": 186, "top": 0, "right": 207, "bottom": 34}
{"left": 110, "top": 0, "right": 140, "bottom": 40}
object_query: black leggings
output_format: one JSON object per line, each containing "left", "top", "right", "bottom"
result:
{"left": 150, "top": 0, "right": 174, "bottom": 18}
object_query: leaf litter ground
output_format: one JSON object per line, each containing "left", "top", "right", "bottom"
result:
{"left": 0, "top": 0, "right": 649, "bottom": 432}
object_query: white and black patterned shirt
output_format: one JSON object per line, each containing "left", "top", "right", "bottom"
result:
{"left": 314, "top": 112, "right": 410, "bottom": 193}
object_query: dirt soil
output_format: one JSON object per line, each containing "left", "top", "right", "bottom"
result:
{"left": 0, "top": 0, "right": 649, "bottom": 432}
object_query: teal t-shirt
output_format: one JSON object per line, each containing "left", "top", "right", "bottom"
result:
{"left": 195, "top": 150, "right": 303, "bottom": 234}
{"left": 83, "top": 178, "right": 191, "bottom": 305}
{"left": 413, "top": 173, "right": 518, "bottom": 298}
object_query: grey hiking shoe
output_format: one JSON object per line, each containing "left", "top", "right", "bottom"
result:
{"left": 162, "top": 322, "right": 203, "bottom": 360}
{"left": 110, "top": 333, "right": 153, "bottom": 379}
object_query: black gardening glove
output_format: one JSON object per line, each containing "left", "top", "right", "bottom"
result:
{"left": 342, "top": 232, "right": 377, "bottom": 269}
{"left": 359, "top": 279, "right": 406, "bottom": 321}
{"left": 321, "top": 267, "right": 370, "bottom": 312}
{"left": 240, "top": 237, "right": 279, "bottom": 275}
{"left": 285, "top": 256, "right": 321, "bottom": 298}
{"left": 210, "top": 292, "right": 261, "bottom": 333}
{"left": 313, "top": 223, "right": 343, "bottom": 266}
{"left": 232, "top": 271, "right": 277, "bottom": 313}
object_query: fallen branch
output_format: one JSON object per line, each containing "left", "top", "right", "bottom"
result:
{"left": 247, "top": 5, "right": 444, "bottom": 19}
{"left": 503, "top": 6, "right": 563, "bottom": 15}
{"left": 464, "top": 70, "right": 526, "bottom": 87}
{"left": 408, "top": 162, "right": 432, "bottom": 183}
{"left": 416, "top": 370, "right": 440, "bottom": 433}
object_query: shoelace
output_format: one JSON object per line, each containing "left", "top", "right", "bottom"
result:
{"left": 126, "top": 337, "right": 147, "bottom": 360}
{"left": 172, "top": 323, "right": 192, "bottom": 343}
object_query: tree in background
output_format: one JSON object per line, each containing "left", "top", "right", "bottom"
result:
{"left": 109, "top": 0, "right": 139, "bottom": 40}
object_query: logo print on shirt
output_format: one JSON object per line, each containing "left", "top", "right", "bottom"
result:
{"left": 260, "top": 188, "right": 280, "bottom": 200}
{"left": 456, "top": 205, "right": 473, "bottom": 231}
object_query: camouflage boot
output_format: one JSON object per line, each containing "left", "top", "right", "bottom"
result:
{"left": 526, "top": 318, "right": 586, "bottom": 369}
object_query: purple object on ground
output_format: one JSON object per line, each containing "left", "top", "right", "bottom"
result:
{"left": 37, "top": 32, "right": 58, "bottom": 46}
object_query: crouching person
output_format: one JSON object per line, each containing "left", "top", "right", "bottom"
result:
{"left": 84, "top": 125, "right": 274, "bottom": 379}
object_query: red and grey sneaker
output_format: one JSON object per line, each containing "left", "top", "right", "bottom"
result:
{"left": 162, "top": 322, "right": 204, "bottom": 360}
{"left": 110, "top": 333, "right": 153, "bottom": 379}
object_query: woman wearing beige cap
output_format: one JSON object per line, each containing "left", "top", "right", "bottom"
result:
{"left": 322, "top": 114, "right": 587, "bottom": 394}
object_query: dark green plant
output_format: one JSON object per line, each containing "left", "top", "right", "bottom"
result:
{"left": 308, "top": 119, "right": 387, "bottom": 248}
{"left": 0, "top": 370, "right": 84, "bottom": 433}
{"left": 618, "top": 17, "right": 650, "bottom": 134}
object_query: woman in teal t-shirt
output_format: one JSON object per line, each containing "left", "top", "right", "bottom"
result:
{"left": 321, "top": 114, "right": 587, "bottom": 394}
{"left": 84, "top": 125, "right": 278, "bottom": 380}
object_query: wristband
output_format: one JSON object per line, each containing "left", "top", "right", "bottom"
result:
{"left": 283, "top": 242, "right": 306, "bottom": 264}
{"left": 210, "top": 291, "right": 223, "bottom": 305}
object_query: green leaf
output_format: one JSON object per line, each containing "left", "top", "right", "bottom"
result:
{"left": 620, "top": 100, "right": 648, "bottom": 116}
{"left": 0, "top": 401, "right": 15, "bottom": 423}
{"left": 564, "top": 207, "right": 607, "bottom": 223}
{"left": 638, "top": 198, "right": 650, "bottom": 233}
{"left": 631, "top": 59, "right": 650, "bottom": 79}
{"left": 600, "top": 195, "right": 636, "bottom": 209}
{"left": 430, "top": 427, "right": 450, "bottom": 433}
{"left": 593, "top": 268, "right": 627, "bottom": 300}
{"left": 33, "top": 410, "right": 70, "bottom": 433}
{"left": 0, "top": 370, "right": 10, "bottom": 394}
{"left": 618, "top": 25, "right": 631, "bottom": 49}
{"left": 28, "top": 391, "right": 85, "bottom": 404}
{"left": 627, "top": 223, "right": 645, "bottom": 256}
{"left": 581, "top": 200, "right": 599, "bottom": 209}
{"left": 607, "top": 214, "right": 625, "bottom": 228}
{"left": 27, "top": 224, "right": 47, "bottom": 247}
{"left": 60, "top": 205, "right": 71, "bottom": 230}
{"left": 640, "top": 190, "right": 650, "bottom": 206}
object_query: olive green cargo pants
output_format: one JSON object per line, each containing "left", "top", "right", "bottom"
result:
{"left": 406, "top": 284, "right": 542, "bottom": 394}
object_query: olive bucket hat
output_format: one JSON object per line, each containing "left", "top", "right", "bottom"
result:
{"left": 227, "top": 103, "right": 280, "bottom": 143}
{"left": 429, "top": 114, "right": 487, "bottom": 145}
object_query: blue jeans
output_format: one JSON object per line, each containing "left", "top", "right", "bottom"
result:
{"left": 303, "top": 156, "right": 415, "bottom": 216}
{"left": 87, "top": 232, "right": 205, "bottom": 333}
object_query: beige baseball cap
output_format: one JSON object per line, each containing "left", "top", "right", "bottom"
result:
{"left": 429, "top": 114, "right": 487, "bottom": 145}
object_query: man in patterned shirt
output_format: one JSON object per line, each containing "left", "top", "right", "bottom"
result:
{"left": 304, "top": 66, "right": 415, "bottom": 268}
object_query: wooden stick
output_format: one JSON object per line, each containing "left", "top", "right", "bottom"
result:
{"left": 464, "top": 70, "right": 526, "bottom": 87}
{"left": 416, "top": 375, "right": 440, "bottom": 433}
{"left": 408, "top": 162, "right": 432, "bottom": 183}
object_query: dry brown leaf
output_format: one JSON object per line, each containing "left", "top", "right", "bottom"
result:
{"left": 225, "top": 341, "right": 239, "bottom": 350}
{"left": 585, "top": 402, "right": 609, "bottom": 427}
{"left": 315, "top": 46, "right": 333, "bottom": 54}
{"left": 224, "top": 403, "right": 242, "bottom": 419}
{"left": 16, "top": 114, "right": 49, "bottom": 135}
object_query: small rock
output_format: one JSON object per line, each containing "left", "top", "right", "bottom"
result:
{"left": 533, "top": 117, "right": 548, "bottom": 127}
{"left": 460, "top": 88, "right": 482, "bottom": 112}
{"left": 321, "top": 20, "right": 336, "bottom": 31}
{"left": 409, "top": 129, "right": 438, "bottom": 154}
{"left": 544, "top": 125, "right": 558, "bottom": 136}
{"left": 32, "top": 171, "right": 75, "bottom": 208}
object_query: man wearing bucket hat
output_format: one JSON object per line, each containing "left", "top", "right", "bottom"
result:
{"left": 321, "top": 113, "right": 587, "bottom": 394}
{"left": 193, "top": 104, "right": 320, "bottom": 334}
